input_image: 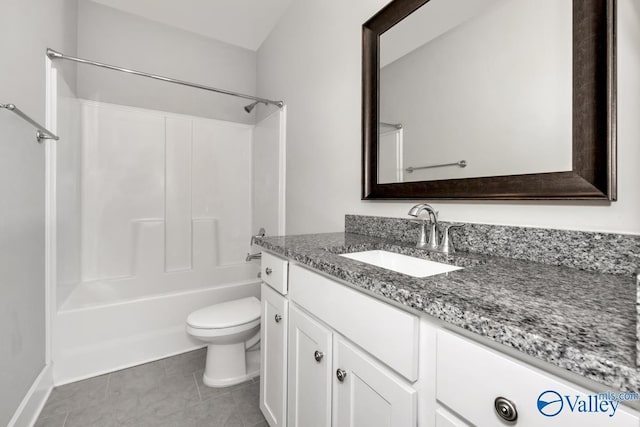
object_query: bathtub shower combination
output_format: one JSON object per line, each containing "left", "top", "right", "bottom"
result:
{"left": 49, "top": 55, "right": 286, "bottom": 384}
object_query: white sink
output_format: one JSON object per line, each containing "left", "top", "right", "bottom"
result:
{"left": 339, "top": 250, "right": 463, "bottom": 278}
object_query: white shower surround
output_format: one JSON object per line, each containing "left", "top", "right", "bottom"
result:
{"left": 51, "top": 98, "right": 285, "bottom": 384}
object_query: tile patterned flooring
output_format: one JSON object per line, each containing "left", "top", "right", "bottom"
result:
{"left": 35, "top": 348, "right": 267, "bottom": 427}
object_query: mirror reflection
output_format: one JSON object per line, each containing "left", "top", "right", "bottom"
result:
{"left": 378, "top": 0, "right": 573, "bottom": 184}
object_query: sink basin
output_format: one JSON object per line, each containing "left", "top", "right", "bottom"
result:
{"left": 339, "top": 250, "right": 463, "bottom": 278}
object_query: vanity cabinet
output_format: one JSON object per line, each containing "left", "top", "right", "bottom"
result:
{"left": 259, "top": 250, "right": 640, "bottom": 427}
{"left": 286, "top": 300, "right": 417, "bottom": 427}
{"left": 287, "top": 305, "right": 332, "bottom": 427}
{"left": 260, "top": 282, "right": 288, "bottom": 427}
{"left": 287, "top": 264, "right": 418, "bottom": 427}
{"left": 436, "top": 330, "right": 640, "bottom": 427}
{"left": 333, "top": 336, "right": 417, "bottom": 427}
{"left": 262, "top": 251, "right": 289, "bottom": 295}
{"left": 435, "top": 406, "right": 470, "bottom": 427}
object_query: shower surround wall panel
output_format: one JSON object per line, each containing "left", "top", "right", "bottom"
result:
{"left": 54, "top": 101, "right": 263, "bottom": 383}
{"left": 252, "top": 108, "right": 287, "bottom": 236}
{"left": 80, "top": 102, "right": 165, "bottom": 283}
{"left": 55, "top": 96, "right": 82, "bottom": 307}
{"left": 60, "top": 100, "right": 256, "bottom": 307}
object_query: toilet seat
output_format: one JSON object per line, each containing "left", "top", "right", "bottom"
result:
{"left": 187, "top": 296, "right": 260, "bottom": 329}
{"left": 186, "top": 318, "right": 260, "bottom": 338}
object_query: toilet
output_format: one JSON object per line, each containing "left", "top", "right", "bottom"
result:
{"left": 186, "top": 296, "right": 261, "bottom": 387}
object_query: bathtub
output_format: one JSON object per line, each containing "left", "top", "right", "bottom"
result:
{"left": 54, "top": 279, "right": 260, "bottom": 385}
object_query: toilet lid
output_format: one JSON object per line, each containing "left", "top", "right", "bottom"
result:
{"left": 187, "top": 297, "right": 261, "bottom": 329}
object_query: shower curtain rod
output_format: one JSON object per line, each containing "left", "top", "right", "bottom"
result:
{"left": 46, "top": 48, "right": 284, "bottom": 109}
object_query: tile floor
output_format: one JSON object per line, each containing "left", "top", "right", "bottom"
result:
{"left": 35, "top": 348, "right": 267, "bottom": 427}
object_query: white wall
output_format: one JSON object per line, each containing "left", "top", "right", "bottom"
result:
{"left": 257, "top": 0, "right": 640, "bottom": 235}
{"left": 380, "top": 0, "right": 572, "bottom": 182}
{"left": 0, "top": 1, "right": 77, "bottom": 425}
{"left": 77, "top": 0, "right": 258, "bottom": 124}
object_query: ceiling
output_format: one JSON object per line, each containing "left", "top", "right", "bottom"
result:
{"left": 89, "top": 0, "right": 294, "bottom": 51}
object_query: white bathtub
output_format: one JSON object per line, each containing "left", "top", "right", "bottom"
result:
{"left": 53, "top": 279, "right": 260, "bottom": 385}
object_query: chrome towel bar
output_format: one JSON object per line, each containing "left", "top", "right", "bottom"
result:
{"left": 380, "top": 122, "right": 403, "bottom": 129}
{"left": 0, "top": 103, "right": 59, "bottom": 143}
{"left": 405, "top": 160, "right": 467, "bottom": 173}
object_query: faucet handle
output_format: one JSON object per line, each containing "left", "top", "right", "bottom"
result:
{"left": 437, "top": 223, "right": 464, "bottom": 254}
{"left": 410, "top": 219, "right": 429, "bottom": 248}
{"left": 250, "top": 227, "right": 266, "bottom": 245}
{"left": 411, "top": 219, "right": 438, "bottom": 249}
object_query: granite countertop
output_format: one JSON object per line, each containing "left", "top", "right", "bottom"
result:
{"left": 255, "top": 232, "right": 638, "bottom": 392}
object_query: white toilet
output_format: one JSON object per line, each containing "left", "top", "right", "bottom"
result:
{"left": 186, "top": 296, "right": 261, "bottom": 387}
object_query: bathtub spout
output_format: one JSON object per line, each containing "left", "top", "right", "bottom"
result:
{"left": 246, "top": 252, "right": 262, "bottom": 262}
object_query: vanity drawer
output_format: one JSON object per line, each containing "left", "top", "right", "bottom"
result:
{"left": 261, "top": 252, "right": 289, "bottom": 295}
{"left": 289, "top": 264, "right": 419, "bottom": 381}
{"left": 436, "top": 330, "right": 639, "bottom": 427}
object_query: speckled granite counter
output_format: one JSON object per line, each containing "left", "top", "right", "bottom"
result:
{"left": 255, "top": 232, "right": 639, "bottom": 392}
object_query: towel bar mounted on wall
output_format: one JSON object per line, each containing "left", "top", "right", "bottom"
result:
{"left": 380, "top": 122, "right": 403, "bottom": 129}
{"left": 405, "top": 160, "right": 467, "bottom": 173}
{"left": 0, "top": 103, "right": 59, "bottom": 144}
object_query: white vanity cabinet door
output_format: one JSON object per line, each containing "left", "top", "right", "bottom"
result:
{"left": 287, "top": 305, "right": 332, "bottom": 427}
{"left": 260, "top": 283, "right": 288, "bottom": 427}
{"left": 435, "top": 406, "right": 470, "bottom": 427}
{"left": 333, "top": 336, "right": 417, "bottom": 427}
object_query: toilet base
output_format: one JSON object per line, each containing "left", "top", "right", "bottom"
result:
{"left": 202, "top": 344, "right": 260, "bottom": 388}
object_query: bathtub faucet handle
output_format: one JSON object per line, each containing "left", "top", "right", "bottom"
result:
{"left": 250, "top": 228, "right": 266, "bottom": 245}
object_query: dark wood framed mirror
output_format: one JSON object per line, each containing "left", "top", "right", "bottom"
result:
{"left": 362, "top": 0, "right": 616, "bottom": 200}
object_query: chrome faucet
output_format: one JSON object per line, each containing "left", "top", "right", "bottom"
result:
{"left": 246, "top": 228, "right": 266, "bottom": 262}
{"left": 408, "top": 203, "right": 439, "bottom": 250}
{"left": 408, "top": 204, "right": 464, "bottom": 253}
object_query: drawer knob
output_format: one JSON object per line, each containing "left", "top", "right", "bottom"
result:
{"left": 336, "top": 369, "right": 347, "bottom": 382}
{"left": 314, "top": 350, "right": 324, "bottom": 362}
{"left": 265, "top": 267, "right": 273, "bottom": 275}
{"left": 494, "top": 397, "right": 518, "bottom": 422}
{"left": 274, "top": 314, "right": 282, "bottom": 323}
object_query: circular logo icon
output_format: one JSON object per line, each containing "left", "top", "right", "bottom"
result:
{"left": 537, "top": 390, "right": 564, "bottom": 417}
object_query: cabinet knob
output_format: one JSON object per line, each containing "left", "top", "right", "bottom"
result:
{"left": 265, "top": 267, "right": 273, "bottom": 275}
{"left": 494, "top": 397, "right": 518, "bottom": 422}
{"left": 314, "top": 350, "right": 324, "bottom": 362}
{"left": 274, "top": 314, "right": 282, "bottom": 323}
{"left": 336, "top": 369, "right": 347, "bottom": 382}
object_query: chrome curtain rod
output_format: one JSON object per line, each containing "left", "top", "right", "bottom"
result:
{"left": 0, "top": 103, "right": 59, "bottom": 143}
{"left": 46, "top": 49, "right": 284, "bottom": 109}
{"left": 406, "top": 160, "right": 467, "bottom": 173}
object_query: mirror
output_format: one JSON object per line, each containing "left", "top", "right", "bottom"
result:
{"left": 362, "top": 0, "right": 616, "bottom": 200}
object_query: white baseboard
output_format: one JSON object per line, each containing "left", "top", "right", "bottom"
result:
{"left": 8, "top": 363, "right": 54, "bottom": 427}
